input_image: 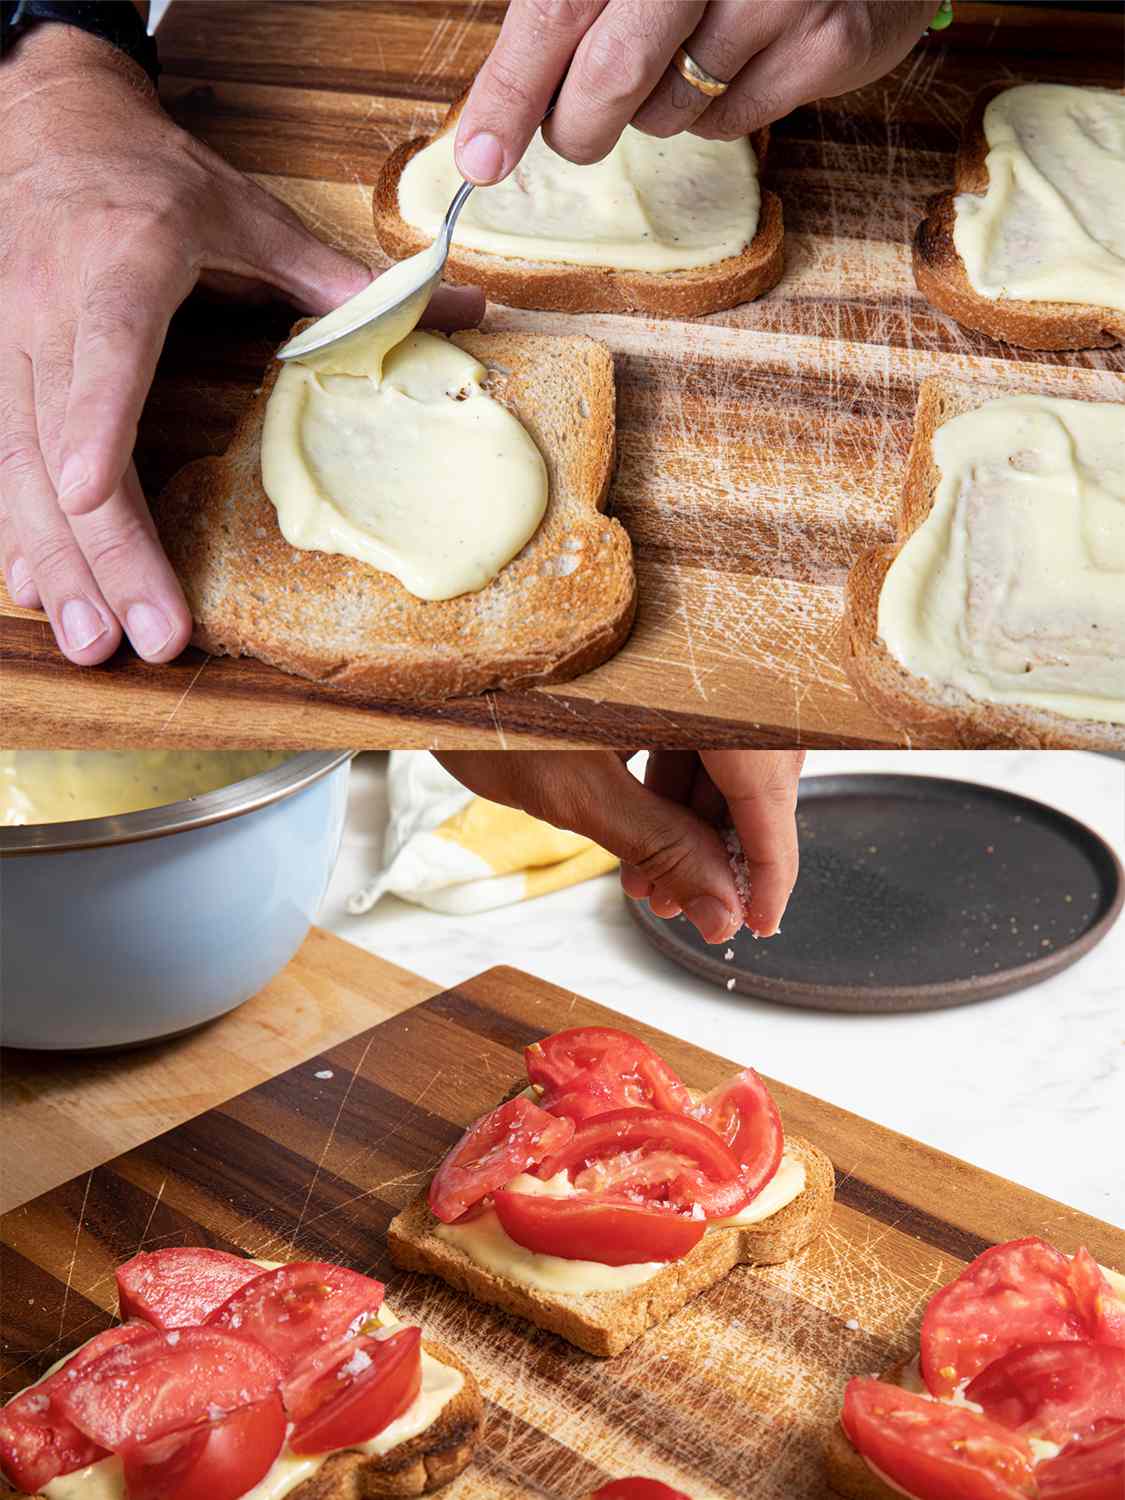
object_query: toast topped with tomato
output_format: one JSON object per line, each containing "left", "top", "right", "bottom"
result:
{"left": 388, "top": 1026, "right": 835, "bottom": 1356}
{"left": 824, "top": 1237, "right": 1125, "bottom": 1500}
{"left": 0, "top": 1250, "right": 482, "bottom": 1500}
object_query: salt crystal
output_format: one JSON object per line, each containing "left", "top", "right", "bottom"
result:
{"left": 724, "top": 948, "right": 735, "bottom": 961}
{"left": 315, "top": 1069, "right": 334, "bottom": 1080}
{"left": 726, "top": 978, "right": 736, "bottom": 991}
{"left": 845, "top": 1319, "right": 860, "bottom": 1331}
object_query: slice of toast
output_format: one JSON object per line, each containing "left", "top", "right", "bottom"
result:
{"left": 821, "top": 1362, "right": 913, "bottom": 1500}
{"left": 3, "top": 1338, "right": 482, "bottom": 1500}
{"left": 151, "top": 330, "right": 634, "bottom": 701}
{"left": 388, "top": 1133, "right": 835, "bottom": 1358}
{"left": 842, "top": 376, "right": 1125, "bottom": 750}
{"left": 373, "top": 92, "right": 783, "bottom": 317}
{"left": 913, "top": 82, "right": 1125, "bottom": 351}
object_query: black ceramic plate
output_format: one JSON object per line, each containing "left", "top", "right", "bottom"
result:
{"left": 627, "top": 773, "right": 1124, "bottom": 1013}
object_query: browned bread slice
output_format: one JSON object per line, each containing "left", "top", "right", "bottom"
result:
{"left": 151, "top": 329, "right": 633, "bottom": 701}
{"left": 388, "top": 1133, "right": 834, "bottom": 1358}
{"left": 913, "top": 82, "right": 1125, "bottom": 351}
{"left": 373, "top": 92, "right": 783, "bottom": 317}
{"left": 822, "top": 1362, "right": 913, "bottom": 1500}
{"left": 842, "top": 376, "right": 1125, "bottom": 750}
{"left": 2, "top": 1338, "right": 482, "bottom": 1500}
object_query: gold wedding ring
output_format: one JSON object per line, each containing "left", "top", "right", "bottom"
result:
{"left": 673, "top": 46, "right": 730, "bottom": 99}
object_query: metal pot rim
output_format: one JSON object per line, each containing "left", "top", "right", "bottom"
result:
{"left": 0, "top": 751, "right": 355, "bottom": 856}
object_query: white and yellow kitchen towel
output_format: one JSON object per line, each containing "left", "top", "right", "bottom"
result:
{"left": 347, "top": 753, "right": 617, "bottom": 915}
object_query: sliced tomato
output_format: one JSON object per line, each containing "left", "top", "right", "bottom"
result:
{"left": 492, "top": 1190, "right": 706, "bottom": 1265}
{"left": 537, "top": 1108, "right": 748, "bottom": 1219}
{"left": 428, "top": 1096, "right": 574, "bottom": 1224}
{"left": 206, "top": 1261, "right": 383, "bottom": 1404}
{"left": 689, "top": 1069, "right": 783, "bottom": 1201}
{"left": 841, "top": 1378, "right": 1035, "bottom": 1500}
{"left": 1070, "top": 1249, "right": 1125, "bottom": 1349}
{"left": 589, "top": 1481, "right": 693, "bottom": 1500}
{"left": 55, "top": 1326, "right": 281, "bottom": 1453}
{"left": 966, "top": 1342, "right": 1125, "bottom": 1445}
{"left": 525, "top": 1027, "right": 691, "bottom": 1122}
{"left": 0, "top": 1323, "right": 151, "bottom": 1492}
{"left": 117, "top": 1248, "right": 266, "bottom": 1330}
{"left": 921, "top": 1239, "right": 1089, "bottom": 1398}
{"left": 121, "top": 1393, "right": 286, "bottom": 1500}
{"left": 288, "top": 1326, "right": 421, "bottom": 1455}
{"left": 1038, "top": 1422, "right": 1125, "bottom": 1500}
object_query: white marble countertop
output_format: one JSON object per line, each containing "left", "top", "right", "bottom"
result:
{"left": 320, "top": 751, "right": 1124, "bottom": 1228}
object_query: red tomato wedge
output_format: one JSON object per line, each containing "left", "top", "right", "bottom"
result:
{"left": 55, "top": 1326, "right": 282, "bottom": 1452}
{"left": 841, "top": 1379, "right": 1035, "bottom": 1500}
{"left": 492, "top": 1190, "right": 707, "bottom": 1265}
{"left": 1070, "top": 1249, "right": 1125, "bottom": 1349}
{"left": 589, "top": 1481, "right": 693, "bottom": 1500}
{"left": 121, "top": 1394, "right": 286, "bottom": 1500}
{"left": 117, "top": 1248, "right": 266, "bottom": 1330}
{"left": 289, "top": 1327, "right": 422, "bottom": 1455}
{"left": 428, "top": 1097, "right": 575, "bottom": 1224}
{"left": 537, "top": 1108, "right": 748, "bottom": 1219}
{"left": 0, "top": 1323, "right": 150, "bottom": 1492}
{"left": 966, "top": 1342, "right": 1125, "bottom": 1444}
{"left": 206, "top": 1261, "right": 384, "bottom": 1403}
{"left": 689, "top": 1069, "right": 783, "bottom": 1201}
{"left": 921, "top": 1239, "right": 1089, "bottom": 1398}
{"left": 525, "top": 1027, "right": 691, "bottom": 1122}
{"left": 1038, "top": 1422, "right": 1125, "bottom": 1500}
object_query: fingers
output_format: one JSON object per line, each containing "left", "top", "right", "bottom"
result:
{"left": 454, "top": 0, "right": 610, "bottom": 184}
{"left": 419, "top": 283, "right": 486, "bottom": 331}
{"left": 544, "top": 0, "right": 704, "bottom": 164}
{"left": 632, "top": 0, "right": 776, "bottom": 139}
{"left": 0, "top": 347, "right": 120, "bottom": 664}
{"left": 701, "top": 751, "right": 805, "bottom": 937}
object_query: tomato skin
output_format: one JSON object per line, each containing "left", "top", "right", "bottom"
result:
{"left": 428, "top": 1097, "right": 575, "bottom": 1224}
{"left": 120, "top": 1394, "right": 286, "bottom": 1500}
{"left": 492, "top": 1191, "right": 707, "bottom": 1265}
{"left": 289, "top": 1327, "right": 422, "bottom": 1456}
{"left": 0, "top": 1324, "right": 150, "bottom": 1492}
{"left": 842, "top": 1379, "right": 1035, "bottom": 1500}
{"left": 526, "top": 1028, "right": 691, "bottom": 1121}
{"left": 1038, "top": 1422, "right": 1125, "bottom": 1500}
{"left": 116, "top": 1248, "right": 266, "bottom": 1330}
{"left": 206, "top": 1261, "right": 384, "bottom": 1406}
{"left": 966, "top": 1342, "right": 1125, "bottom": 1444}
{"left": 588, "top": 1481, "right": 692, "bottom": 1500}
{"left": 689, "top": 1069, "right": 783, "bottom": 1203}
{"left": 537, "top": 1109, "right": 748, "bottom": 1220}
{"left": 55, "top": 1326, "right": 282, "bottom": 1452}
{"left": 1070, "top": 1249, "right": 1125, "bottom": 1349}
{"left": 921, "top": 1239, "right": 1089, "bottom": 1399}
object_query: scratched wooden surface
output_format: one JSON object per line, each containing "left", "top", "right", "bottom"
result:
{"left": 3, "top": 958, "right": 1122, "bottom": 1499}
{"left": 2, "top": 2, "right": 1123, "bottom": 748}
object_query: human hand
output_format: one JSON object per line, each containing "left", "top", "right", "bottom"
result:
{"left": 435, "top": 750, "right": 804, "bottom": 943}
{"left": 454, "top": 0, "right": 935, "bottom": 183}
{"left": 0, "top": 23, "right": 483, "bottom": 666}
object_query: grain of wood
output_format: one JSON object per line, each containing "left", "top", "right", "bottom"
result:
{"left": 2, "top": 957, "right": 1120, "bottom": 1498}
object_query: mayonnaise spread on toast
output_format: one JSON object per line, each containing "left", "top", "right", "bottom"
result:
{"left": 34, "top": 1303, "right": 463, "bottom": 1500}
{"left": 953, "top": 84, "right": 1125, "bottom": 311}
{"left": 398, "top": 125, "right": 759, "bottom": 272}
{"left": 261, "top": 259, "right": 547, "bottom": 601}
{"left": 434, "top": 1151, "right": 807, "bottom": 1294}
{"left": 877, "top": 394, "right": 1125, "bottom": 725}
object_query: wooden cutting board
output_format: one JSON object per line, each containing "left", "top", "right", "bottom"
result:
{"left": 3, "top": 956, "right": 1121, "bottom": 1499}
{"left": 2, "top": 1, "right": 1123, "bottom": 748}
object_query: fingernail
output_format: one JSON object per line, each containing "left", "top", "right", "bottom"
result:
{"left": 60, "top": 597, "right": 107, "bottom": 652}
{"left": 458, "top": 132, "right": 504, "bottom": 183}
{"left": 58, "top": 456, "right": 89, "bottom": 502}
{"left": 685, "top": 896, "right": 735, "bottom": 945}
{"left": 7, "top": 556, "right": 36, "bottom": 604}
{"left": 126, "top": 601, "right": 174, "bottom": 658}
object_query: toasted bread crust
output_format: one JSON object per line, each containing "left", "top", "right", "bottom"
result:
{"left": 842, "top": 377, "right": 1125, "bottom": 750}
{"left": 388, "top": 1135, "right": 835, "bottom": 1358}
{"left": 2, "top": 1339, "right": 482, "bottom": 1500}
{"left": 913, "top": 82, "right": 1125, "bottom": 350}
{"left": 374, "top": 92, "right": 783, "bottom": 316}
{"left": 151, "top": 330, "right": 635, "bottom": 702}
